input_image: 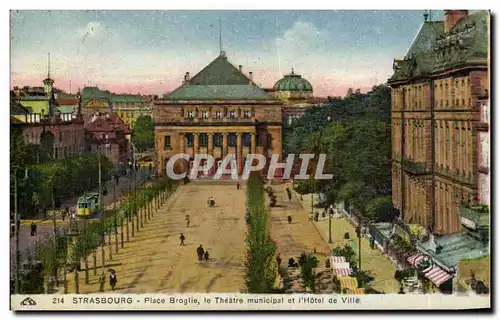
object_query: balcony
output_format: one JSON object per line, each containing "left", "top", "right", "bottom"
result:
{"left": 460, "top": 203, "right": 489, "bottom": 230}
{"left": 402, "top": 159, "right": 429, "bottom": 175}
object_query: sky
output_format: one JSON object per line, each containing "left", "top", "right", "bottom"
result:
{"left": 10, "top": 10, "right": 445, "bottom": 97}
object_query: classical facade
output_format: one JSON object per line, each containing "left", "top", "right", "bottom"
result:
{"left": 154, "top": 52, "right": 283, "bottom": 177}
{"left": 80, "top": 87, "right": 153, "bottom": 128}
{"left": 389, "top": 10, "right": 490, "bottom": 235}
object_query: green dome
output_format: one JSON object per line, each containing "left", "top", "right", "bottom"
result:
{"left": 273, "top": 69, "right": 313, "bottom": 92}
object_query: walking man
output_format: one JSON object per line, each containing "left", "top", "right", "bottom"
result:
{"left": 180, "top": 233, "right": 186, "bottom": 246}
{"left": 109, "top": 270, "right": 117, "bottom": 291}
{"left": 99, "top": 272, "right": 106, "bottom": 292}
{"left": 197, "top": 245, "right": 204, "bottom": 261}
{"left": 287, "top": 215, "right": 292, "bottom": 224}
{"left": 204, "top": 251, "right": 210, "bottom": 262}
{"left": 186, "top": 215, "right": 190, "bottom": 228}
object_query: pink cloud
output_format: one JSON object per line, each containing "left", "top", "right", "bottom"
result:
{"left": 11, "top": 71, "right": 381, "bottom": 98}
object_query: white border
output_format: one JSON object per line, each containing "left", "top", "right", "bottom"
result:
{"left": 2, "top": 1, "right": 497, "bottom": 320}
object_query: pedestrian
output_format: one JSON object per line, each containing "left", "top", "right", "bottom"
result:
{"left": 204, "top": 251, "right": 209, "bottom": 262}
{"left": 186, "top": 215, "right": 190, "bottom": 228}
{"left": 99, "top": 272, "right": 106, "bottom": 292}
{"left": 109, "top": 270, "right": 117, "bottom": 291}
{"left": 180, "top": 233, "right": 186, "bottom": 246}
{"left": 236, "top": 183, "right": 240, "bottom": 190}
{"left": 30, "top": 222, "right": 36, "bottom": 236}
{"left": 398, "top": 286, "right": 405, "bottom": 294}
{"left": 287, "top": 215, "right": 292, "bottom": 224}
{"left": 34, "top": 223, "right": 38, "bottom": 236}
{"left": 370, "top": 236, "right": 375, "bottom": 249}
{"left": 197, "top": 245, "right": 204, "bottom": 261}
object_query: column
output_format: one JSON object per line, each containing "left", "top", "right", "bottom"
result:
{"left": 179, "top": 133, "right": 185, "bottom": 173}
{"left": 208, "top": 133, "right": 214, "bottom": 155}
{"left": 193, "top": 133, "right": 200, "bottom": 154}
{"left": 250, "top": 133, "right": 256, "bottom": 154}
{"left": 236, "top": 133, "right": 242, "bottom": 174}
{"left": 222, "top": 133, "right": 228, "bottom": 156}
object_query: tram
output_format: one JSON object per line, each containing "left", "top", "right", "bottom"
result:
{"left": 76, "top": 192, "right": 101, "bottom": 217}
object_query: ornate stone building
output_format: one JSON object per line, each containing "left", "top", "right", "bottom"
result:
{"left": 389, "top": 10, "right": 490, "bottom": 235}
{"left": 270, "top": 69, "right": 316, "bottom": 126}
{"left": 80, "top": 87, "right": 153, "bottom": 128}
{"left": 86, "top": 113, "right": 132, "bottom": 165}
{"left": 153, "top": 52, "right": 283, "bottom": 177}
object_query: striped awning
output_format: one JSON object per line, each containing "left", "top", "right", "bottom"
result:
{"left": 331, "top": 256, "right": 346, "bottom": 263}
{"left": 407, "top": 253, "right": 425, "bottom": 267}
{"left": 349, "top": 288, "right": 365, "bottom": 295}
{"left": 425, "top": 266, "right": 453, "bottom": 286}
{"left": 338, "top": 276, "right": 358, "bottom": 290}
{"left": 334, "top": 268, "right": 353, "bottom": 277}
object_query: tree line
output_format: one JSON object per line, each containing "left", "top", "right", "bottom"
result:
{"left": 18, "top": 177, "right": 176, "bottom": 294}
{"left": 286, "top": 85, "right": 393, "bottom": 221}
{"left": 244, "top": 172, "right": 278, "bottom": 293}
{"left": 11, "top": 126, "right": 114, "bottom": 217}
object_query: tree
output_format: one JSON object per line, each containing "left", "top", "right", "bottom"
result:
{"left": 285, "top": 85, "right": 392, "bottom": 219}
{"left": 298, "top": 253, "right": 319, "bottom": 293}
{"left": 132, "top": 115, "right": 154, "bottom": 152}
{"left": 345, "top": 88, "right": 354, "bottom": 98}
{"left": 244, "top": 172, "right": 277, "bottom": 293}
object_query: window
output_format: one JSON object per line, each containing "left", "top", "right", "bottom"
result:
{"left": 228, "top": 133, "right": 237, "bottom": 147}
{"left": 215, "top": 110, "right": 224, "bottom": 118}
{"left": 164, "top": 135, "right": 171, "bottom": 150}
{"left": 214, "top": 134, "right": 223, "bottom": 147}
{"left": 187, "top": 111, "right": 194, "bottom": 119}
{"left": 243, "top": 110, "right": 252, "bottom": 119}
{"left": 229, "top": 110, "right": 237, "bottom": 119}
{"left": 186, "top": 134, "right": 194, "bottom": 147}
{"left": 242, "top": 133, "right": 251, "bottom": 147}
{"left": 201, "top": 111, "right": 209, "bottom": 119}
{"left": 200, "top": 133, "right": 208, "bottom": 147}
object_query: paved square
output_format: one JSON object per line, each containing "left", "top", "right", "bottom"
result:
{"left": 63, "top": 182, "right": 247, "bottom": 293}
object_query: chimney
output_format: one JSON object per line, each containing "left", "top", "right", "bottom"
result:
{"left": 249, "top": 72, "right": 253, "bottom": 83}
{"left": 444, "top": 10, "right": 468, "bottom": 33}
{"left": 239, "top": 65, "right": 243, "bottom": 72}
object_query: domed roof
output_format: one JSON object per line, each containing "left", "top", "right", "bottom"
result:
{"left": 273, "top": 69, "right": 313, "bottom": 92}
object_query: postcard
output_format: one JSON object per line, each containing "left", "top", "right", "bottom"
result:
{"left": 9, "top": 9, "right": 490, "bottom": 311}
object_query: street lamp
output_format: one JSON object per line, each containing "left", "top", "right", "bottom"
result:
{"left": 328, "top": 205, "right": 333, "bottom": 243}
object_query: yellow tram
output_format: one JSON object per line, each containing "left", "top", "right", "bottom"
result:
{"left": 76, "top": 192, "right": 101, "bottom": 217}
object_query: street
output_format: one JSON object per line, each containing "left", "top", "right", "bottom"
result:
{"left": 10, "top": 168, "right": 150, "bottom": 275}
{"left": 61, "top": 182, "right": 247, "bottom": 293}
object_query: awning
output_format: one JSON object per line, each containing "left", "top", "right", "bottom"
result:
{"left": 338, "top": 276, "right": 358, "bottom": 290}
{"left": 407, "top": 253, "right": 425, "bottom": 267}
{"left": 425, "top": 266, "right": 453, "bottom": 286}
{"left": 331, "top": 256, "right": 346, "bottom": 263}
{"left": 348, "top": 288, "right": 365, "bottom": 295}
{"left": 334, "top": 268, "right": 353, "bottom": 277}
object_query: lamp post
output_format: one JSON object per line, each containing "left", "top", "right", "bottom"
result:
{"left": 114, "top": 174, "right": 118, "bottom": 254}
{"left": 328, "top": 206, "right": 333, "bottom": 244}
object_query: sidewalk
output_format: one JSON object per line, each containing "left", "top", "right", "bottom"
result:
{"left": 290, "top": 186, "right": 400, "bottom": 293}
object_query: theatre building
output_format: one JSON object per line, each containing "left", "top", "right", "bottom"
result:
{"left": 153, "top": 52, "right": 283, "bottom": 177}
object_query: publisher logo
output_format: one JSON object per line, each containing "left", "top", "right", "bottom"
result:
{"left": 20, "top": 297, "right": 37, "bottom": 306}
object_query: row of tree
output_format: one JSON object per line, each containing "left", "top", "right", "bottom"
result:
{"left": 19, "top": 177, "right": 176, "bottom": 294}
{"left": 287, "top": 85, "right": 393, "bottom": 221}
{"left": 244, "top": 172, "right": 278, "bottom": 293}
{"left": 12, "top": 154, "right": 114, "bottom": 217}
